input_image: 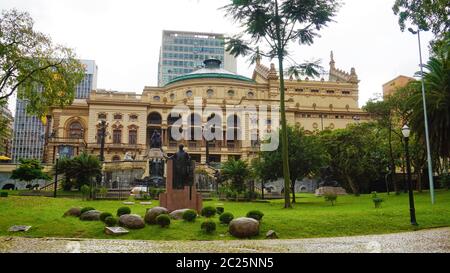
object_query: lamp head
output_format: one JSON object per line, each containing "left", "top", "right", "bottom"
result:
{"left": 402, "top": 124, "right": 411, "bottom": 138}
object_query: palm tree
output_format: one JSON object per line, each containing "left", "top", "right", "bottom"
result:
{"left": 221, "top": 158, "right": 251, "bottom": 196}
{"left": 55, "top": 152, "right": 101, "bottom": 190}
{"left": 408, "top": 35, "right": 449, "bottom": 169}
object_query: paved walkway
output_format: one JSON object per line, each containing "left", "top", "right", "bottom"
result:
{"left": 1, "top": 227, "right": 449, "bottom": 253}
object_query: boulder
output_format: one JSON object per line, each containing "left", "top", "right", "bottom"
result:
{"left": 266, "top": 230, "right": 278, "bottom": 239}
{"left": 169, "top": 208, "right": 190, "bottom": 220}
{"left": 63, "top": 207, "right": 81, "bottom": 217}
{"left": 144, "top": 206, "right": 168, "bottom": 224}
{"left": 80, "top": 210, "right": 101, "bottom": 221}
{"left": 118, "top": 214, "right": 145, "bottom": 229}
{"left": 229, "top": 217, "right": 260, "bottom": 238}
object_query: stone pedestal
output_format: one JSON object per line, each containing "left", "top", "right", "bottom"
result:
{"left": 315, "top": 186, "right": 347, "bottom": 196}
{"left": 159, "top": 159, "right": 202, "bottom": 213}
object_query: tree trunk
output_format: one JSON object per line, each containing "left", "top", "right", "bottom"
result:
{"left": 416, "top": 170, "right": 422, "bottom": 192}
{"left": 345, "top": 175, "right": 359, "bottom": 196}
{"left": 274, "top": 0, "right": 291, "bottom": 208}
{"left": 388, "top": 120, "right": 396, "bottom": 194}
{"left": 261, "top": 180, "right": 264, "bottom": 199}
{"left": 291, "top": 177, "right": 296, "bottom": 203}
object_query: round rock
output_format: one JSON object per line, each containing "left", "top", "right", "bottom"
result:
{"left": 80, "top": 210, "right": 101, "bottom": 221}
{"left": 169, "top": 208, "right": 190, "bottom": 220}
{"left": 63, "top": 207, "right": 81, "bottom": 217}
{"left": 144, "top": 206, "right": 168, "bottom": 224}
{"left": 229, "top": 217, "right": 260, "bottom": 238}
{"left": 119, "top": 214, "right": 145, "bottom": 229}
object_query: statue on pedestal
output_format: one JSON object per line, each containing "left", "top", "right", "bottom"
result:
{"left": 172, "top": 144, "right": 194, "bottom": 190}
{"left": 150, "top": 130, "right": 162, "bottom": 149}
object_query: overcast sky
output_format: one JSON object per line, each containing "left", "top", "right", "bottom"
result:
{"left": 2, "top": 0, "right": 433, "bottom": 115}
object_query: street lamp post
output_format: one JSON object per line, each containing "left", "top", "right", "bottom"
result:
{"left": 53, "top": 152, "right": 60, "bottom": 198}
{"left": 408, "top": 27, "right": 435, "bottom": 204}
{"left": 94, "top": 120, "right": 107, "bottom": 200}
{"left": 402, "top": 124, "right": 418, "bottom": 226}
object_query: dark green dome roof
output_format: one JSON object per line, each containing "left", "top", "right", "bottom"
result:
{"left": 166, "top": 59, "right": 254, "bottom": 86}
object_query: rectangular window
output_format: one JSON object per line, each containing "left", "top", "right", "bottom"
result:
{"left": 129, "top": 130, "right": 137, "bottom": 145}
{"left": 113, "top": 130, "right": 122, "bottom": 144}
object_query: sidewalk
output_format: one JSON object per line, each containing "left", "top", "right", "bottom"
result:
{"left": 1, "top": 227, "right": 449, "bottom": 253}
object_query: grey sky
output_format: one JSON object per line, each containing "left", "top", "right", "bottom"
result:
{"left": 2, "top": 0, "right": 433, "bottom": 115}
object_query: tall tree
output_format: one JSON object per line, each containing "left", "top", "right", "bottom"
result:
{"left": 0, "top": 9, "right": 85, "bottom": 117}
{"left": 393, "top": 0, "right": 449, "bottom": 43}
{"left": 255, "top": 126, "right": 326, "bottom": 202}
{"left": 407, "top": 36, "right": 450, "bottom": 168}
{"left": 222, "top": 0, "right": 341, "bottom": 208}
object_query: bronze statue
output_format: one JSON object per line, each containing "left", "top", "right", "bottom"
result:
{"left": 150, "top": 130, "right": 162, "bottom": 148}
{"left": 172, "top": 144, "right": 194, "bottom": 189}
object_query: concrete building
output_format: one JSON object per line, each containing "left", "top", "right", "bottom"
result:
{"left": 158, "top": 30, "right": 237, "bottom": 86}
{"left": 0, "top": 104, "right": 13, "bottom": 157}
{"left": 11, "top": 60, "right": 97, "bottom": 162}
{"left": 45, "top": 52, "right": 369, "bottom": 169}
{"left": 382, "top": 75, "right": 415, "bottom": 98}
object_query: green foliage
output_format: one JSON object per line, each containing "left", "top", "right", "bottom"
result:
{"left": 438, "top": 174, "right": 450, "bottom": 190}
{"left": 116, "top": 207, "right": 131, "bottom": 216}
{"left": 320, "top": 123, "right": 390, "bottom": 195}
{"left": 201, "top": 220, "right": 216, "bottom": 233}
{"left": 182, "top": 209, "right": 197, "bottom": 222}
{"left": 222, "top": 0, "right": 341, "bottom": 209}
{"left": 201, "top": 206, "right": 217, "bottom": 218}
{"left": 80, "top": 185, "right": 90, "bottom": 200}
{"left": 216, "top": 207, "right": 224, "bottom": 215}
{"left": 156, "top": 214, "right": 170, "bottom": 228}
{"left": 0, "top": 192, "right": 8, "bottom": 197}
{"left": 10, "top": 159, "right": 50, "bottom": 182}
{"left": 55, "top": 152, "right": 101, "bottom": 190}
{"left": 324, "top": 193, "right": 338, "bottom": 206}
{"left": 99, "top": 212, "right": 112, "bottom": 222}
{"left": 219, "top": 212, "right": 234, "bottom": 224}
{"left": 372, "top": 192, "right": 384, "bottom": 208}
{"left": 104, "top": 216, "right": 118, "bottom": 227}
{"left": 99, "top": 187, "right": 108, "bottom": 198}
{"left": 254, "top": 125, "right": 327, "bottom": 202}
{"left": 220, "top": 158, "right": 251, "bottom": 193}
{"left": 392, "top": 0, "right": 448, "bottom": 42}
{"left": 246, "top": 210, "right": 264, "bottom": 221}
{"left": 80, "top": 207, "right": 95, "bottom": 214}
{"left": 0, "top": 9, "right": 85, "bottom": 117}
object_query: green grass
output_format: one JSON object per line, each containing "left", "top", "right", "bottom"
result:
{"left": 0, "top": 190, "right": 449, "bottom": 240}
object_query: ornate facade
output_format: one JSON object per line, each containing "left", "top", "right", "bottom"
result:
{"left": 44, "top": 52, "right": 369, "bottom": 165}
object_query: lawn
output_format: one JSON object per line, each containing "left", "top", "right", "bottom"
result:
{"left": 0, "top": 190, "right": 449, "bottom": 240}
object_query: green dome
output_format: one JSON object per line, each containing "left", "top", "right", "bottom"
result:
{"left": 166, "top": 59, "right": 254, "bottom": 86}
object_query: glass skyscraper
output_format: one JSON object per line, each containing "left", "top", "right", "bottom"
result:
{"left": 158, "top": 30, "right": 237, "bottom": 86}
{"left": 11, "top": 60, "right": 97, "bottom": 162}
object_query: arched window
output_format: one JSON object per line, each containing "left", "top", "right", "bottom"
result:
{"left": 69, "top": 121, "right": 83, "bottom": 138}
{"left": 148, "top": 112, "right": 162, "bottom": 125}
{"left": 206, "top": 89, "right": 214, "bottom": 98}
{"left": 227, "top": 90, "right": 235, "bottom": 97}
{"left": 186, "top": 90, "right": 193, "bottom": 97}
{"left": 112, "top": 155, "right": 121, "bottom": 161}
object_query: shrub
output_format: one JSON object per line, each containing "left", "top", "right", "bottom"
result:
{"left": 246, "top": 210, "right": 264, "bottom": 221}
{"left": 0, "top": 192, "right": 8, "bottom": 198}
{"left": 156, "top": 214, "right": 170, "bottom": 228}
{"left": 438, "top": 174, "right": 450, "bottom": 190}
{"left": 80, "top": 207, "right": 95, "bottom": 214}
{"left": 201, "top": 206, "right": 216, "bottom": 218}
{"left": 182, "top": 209, "right": 197, "bottom": 222}
{"left": 372, "top": 191, "right": 384, "bottom": 208}
{"left": 216, "top": 207, "right": 224, "bottom": 215}
{"left": 100, "top": 212, "right": 113, "bottom": 222}
{"left": 99, "top": 187, "right": 108, "bottom": 198}
{"left": 219, "top": 212, "right": 234, "bottom": 224}
{"left": 104, "top": 216, "right": 118, "bottom": 227}
{"left": 80, "top": 185, "right": 90, "bottom": 200}
{"left": 201, "top": 220, "right": 216, "bottom": 233}
{"left": 324, "top": 193, "right": 337, "bottom": 206}
{"left": 116, "top": 206, "right": 131, "bottom": 216}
